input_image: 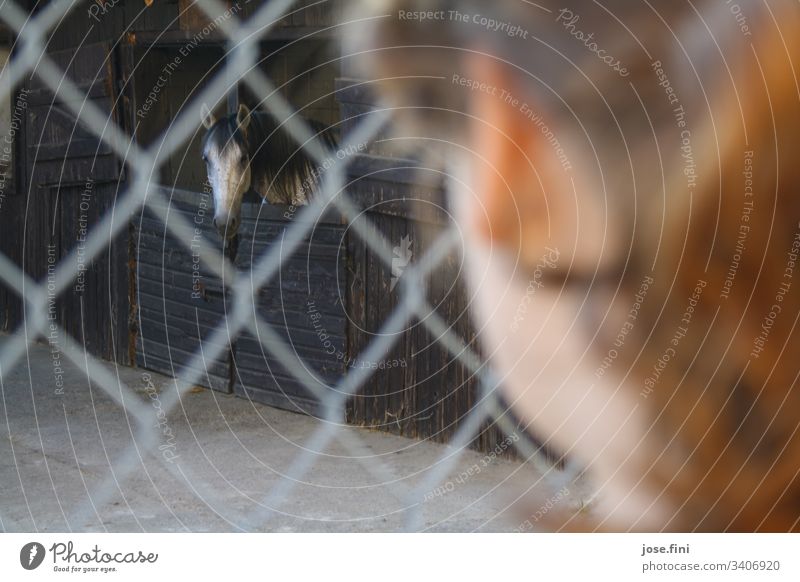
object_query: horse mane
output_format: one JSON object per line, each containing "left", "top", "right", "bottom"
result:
{"left": 250, "top": 112, "right": 338, "bottom": 204}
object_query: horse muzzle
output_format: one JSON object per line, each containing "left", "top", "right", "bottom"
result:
{"left": 213, "top": 214, "right": 240, "bottom": 240}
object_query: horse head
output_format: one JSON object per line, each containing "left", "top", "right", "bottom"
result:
{"left": 200, "top": 103, "right": 252, "bottom": 240}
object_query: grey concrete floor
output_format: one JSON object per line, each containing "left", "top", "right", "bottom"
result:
{"left": 0, "top": 335, "right": 578, "bottom": 532}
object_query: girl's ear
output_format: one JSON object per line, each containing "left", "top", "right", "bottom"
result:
{"left": 236, "top": 104, "right": 251, "bottom": 131}
{"left": 201, "top": 103, "right": 216, "bottom": 130}
{"left": 463, "top": 53, "right": 613, "bottom": 271}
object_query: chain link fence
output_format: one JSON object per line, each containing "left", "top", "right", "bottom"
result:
{"left": 0, "top": 0, "right": 578, "bottom": 532}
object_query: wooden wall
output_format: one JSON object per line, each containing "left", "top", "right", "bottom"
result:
{"left": 233, "top": 202, "right": 347, "bottom": 415}
{"left": 132, "top": 44, "right": 228, "bottom": 192}
{"left": 0, "top": 41, "right": 131, "bottom": 364}
{"left": 336, "top": 80, "right": 515, "bottom": 452}
{"left": 242, "top": 38, "right": 341, "bottom": 131}
{"left": 134, "top": 187, "right": 232, "bottom": 392}
{"left": 133, "top": 187, "right": 349, "bottom": 409}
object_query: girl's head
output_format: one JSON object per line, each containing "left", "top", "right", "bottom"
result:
{"left": 349, "top": 0, "right": 800, "bottom": 531}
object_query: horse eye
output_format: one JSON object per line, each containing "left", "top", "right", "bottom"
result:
{"left": 201, "top": 154, "right": 208, "bottom": 163}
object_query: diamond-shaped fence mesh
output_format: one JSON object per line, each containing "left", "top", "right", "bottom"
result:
{"left": 0, "top": 0, "right": 573, "bottom": 532}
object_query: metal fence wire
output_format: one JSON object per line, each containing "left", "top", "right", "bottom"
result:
{"left": 0, "top": 0, "right": 577, "bottom": 532}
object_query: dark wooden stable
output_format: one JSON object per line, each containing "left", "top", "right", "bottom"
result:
{"left": 0, "top": 0, "right": 515, "bottom": 453}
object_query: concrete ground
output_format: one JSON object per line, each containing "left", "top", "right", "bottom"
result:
{"left": 0, "top": 335, "right": 583, "bottom": 533}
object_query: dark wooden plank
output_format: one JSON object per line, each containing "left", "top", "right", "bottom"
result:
{"left": 137, "top": 291, "right": 231, "bottom": 328}
{"left": 338, "top": 185, "right": 512, "bottom": 453}
{"left": 133, "top": 185, "right": 233, "bottom": 392}
{"left": 14, "top": 42, "right": 131, "bottom": 364}
{"left": 26, "top": 42, "right": 122, "bottom": 186}
{"left": 232, "top": 204, "right": 348, "bottom": 411}
{"left": 55, "top": 181, "right": 132, "bottom": 363}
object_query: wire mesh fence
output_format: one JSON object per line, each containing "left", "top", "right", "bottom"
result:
{"left": 0, "top": 0, "right": 577, "bottom": 532}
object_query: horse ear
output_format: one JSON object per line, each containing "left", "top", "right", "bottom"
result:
{"left": 236, "top": 104, "right": 251, "bottom": 130}
{"left": 201, "top": 103, "right": 216, "bottom": 130}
